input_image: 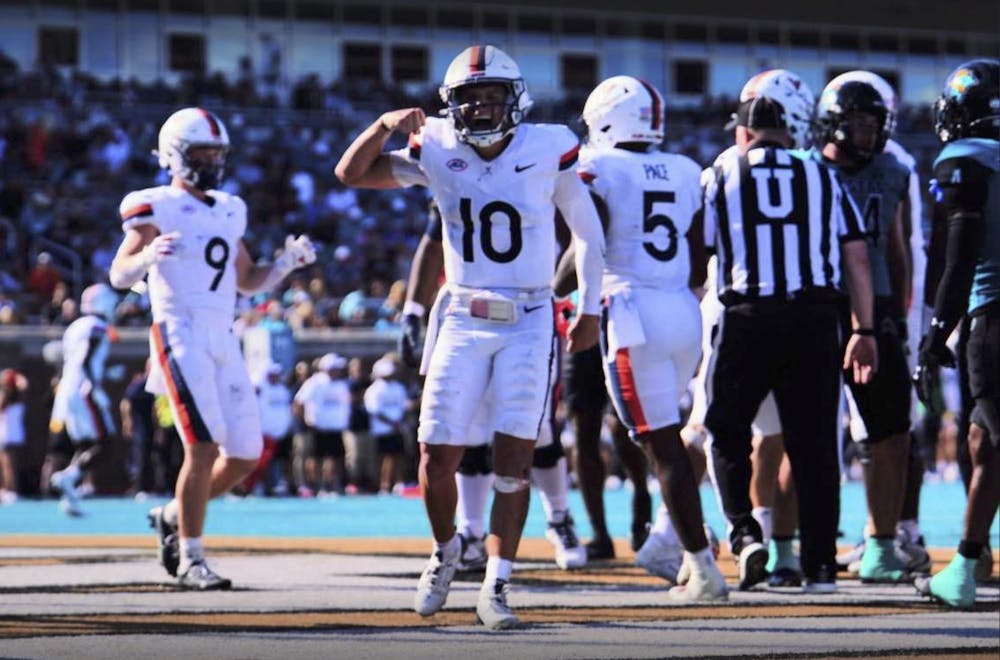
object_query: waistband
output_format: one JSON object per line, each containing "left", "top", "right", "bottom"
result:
{"left": 446, "top": 283, "right": 553, "bottom": 303}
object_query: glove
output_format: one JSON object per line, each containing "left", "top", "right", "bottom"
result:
{"left": 139, "top": 231, "right": 182, "bottom": 267}
{"left": 275, "top": 234, "right": 317, "bottom": 275}
{"left": 912, "top": 334, "right": 955, "bottom": 411}
{"left": 398, "top": 313, "right": 422, "bottom": 368}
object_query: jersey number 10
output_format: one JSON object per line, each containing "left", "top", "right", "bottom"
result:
{"left": 459, "top": 198, "right": 523, "bottom": 263}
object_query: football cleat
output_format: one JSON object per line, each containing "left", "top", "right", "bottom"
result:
{"left": 148, "top": 506, "right": 180, "bottom": 577}
{"left": 177, "top": 560, "right": 231, "bottom": 591}
{"left": 414, "top": 548, "right": 458, "bottom": 616}
{"left": 476, "top": 579, "right": 520, "bottom": 630}
{"left": 545, "top": 512, "right": 587, "bottom": 570}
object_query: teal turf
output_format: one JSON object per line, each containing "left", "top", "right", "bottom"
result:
{"left": 1, "top": 480, "right": 994, "bottom": 548}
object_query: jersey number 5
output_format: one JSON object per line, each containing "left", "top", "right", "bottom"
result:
{"left": 460, "top": 198, "right": 522, "bottom": 264}
{"left": 643, "top": 191, "right": 679, "bottom": 262}
{"left": 204, "top": 237, "right": 230, "bottom": 291}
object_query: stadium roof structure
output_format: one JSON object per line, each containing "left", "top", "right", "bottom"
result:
{"left": 389, "top": 0, "right": 997, "bottom": 35}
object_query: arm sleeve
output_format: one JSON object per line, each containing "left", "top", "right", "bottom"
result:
{"left": 924, "top": 156, "right": 990, "bottom": 345}
{"left": 554, "top": 168, "right": 605, "bottom": 315}
{"left": 388, "top": 132, "right": 430, "bottom": 188}
{"left": 119, "top": 191, "right": 160, "bottom": 233}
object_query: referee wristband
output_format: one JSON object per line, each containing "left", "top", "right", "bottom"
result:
{"left": 852, "top": 328, "right": 875, "bottom": 336}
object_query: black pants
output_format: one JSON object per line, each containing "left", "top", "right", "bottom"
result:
{"left": 705, "top": 299, "right": 842, "bottom": 579}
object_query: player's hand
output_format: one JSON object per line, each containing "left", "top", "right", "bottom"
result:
{"left": 139, "top": 231, "right": 182, "bottom": 267}
{"left": 566, "top": 313, "right": 600, "bottom": 353}
{"left": 398, "top": 313, "right": 422, "bottom": 368}
{"left": 843, "top": 333, "right": 878, "bottom": 385}
{"left": 379, "top": 108, "right": 426, "bottom": 135}
{"left": 276, "top": 235, "right": 317, "bottom": 274}
{"left": 912, "top": 335, "right": 955, "bottom": 411}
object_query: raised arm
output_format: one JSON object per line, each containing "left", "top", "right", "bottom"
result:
{"left": 334, "top": 108, "right": 426, "bottom": 189}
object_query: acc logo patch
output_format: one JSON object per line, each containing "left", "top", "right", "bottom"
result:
{"left": 447, "top": 158, "right": 468, "bottom": 171}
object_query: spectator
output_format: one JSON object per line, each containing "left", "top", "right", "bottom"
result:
{"left": 26, "top": 251, "right": 61, "bottom": 310}
{"left": 0, "top": 368, "right": 27, "bottom": 504}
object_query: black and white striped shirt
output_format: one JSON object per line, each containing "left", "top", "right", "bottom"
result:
{"left": 703, "top": 144, "right": 865, "bottom": 303}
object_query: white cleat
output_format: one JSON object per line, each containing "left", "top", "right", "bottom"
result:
{"left": 414, "top": 549, "right": 458, "bottom": 616}
{"left": 545, "top": 512, "right": 587, "bottom": 570}
{"left": 476, "top": 580, "right": 520, "bottom": 630}
{"left": 667, "top": 551, "right": 728, "bottom": 603}
{"left": 635, "top": 530, "right": 683, "bottom": 582}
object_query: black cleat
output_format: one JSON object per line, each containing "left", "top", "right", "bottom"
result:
{"left": 148, "top": 506, "right": 179, "bottom": 577}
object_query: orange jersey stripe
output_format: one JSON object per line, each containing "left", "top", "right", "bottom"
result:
{"left": 559, "top": 144, "right": 580, "bottom": 170}
{"left": 614, "top": 348, "right": 649, "bottom": 435}
{"left": 150, "top": 323, "right": 198, "bottom": 445}
{"left": 121, "top": 203, "right": 153, "bottom": 220}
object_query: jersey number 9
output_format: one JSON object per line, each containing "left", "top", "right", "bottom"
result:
{"left": 204, "top": 237, "right": 230, "bottom": 291}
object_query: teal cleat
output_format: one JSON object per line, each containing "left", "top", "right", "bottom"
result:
{"left": 858, "top": 537, "right": 910, "bottom": 583}
{"left": 916, "top": 554, "right": 978, "bottom": 609}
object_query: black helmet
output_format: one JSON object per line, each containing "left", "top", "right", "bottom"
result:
{"left": 934, "top": 58, "right": 1000, "bottom": 143}
{"left": 816, "top": 80, "right": 889, "bottom": 160}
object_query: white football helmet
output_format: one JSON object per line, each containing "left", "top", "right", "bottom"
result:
{"left": 439, "top": 45, "right": 533, "bottom": 148}
{"left": 826, "top": 70, "right": 898, "bottom": 136}
{"left": 582, "top": 75, "right": 664, "bottom": 150}
{"left": 80, "top": 283, "right": 118, "bottom": 321}
{"left": 735, "top": 69, "right": 816, "bottom": 149}
{"left": 155, "top": 107, "right": 230, "bottom": 190}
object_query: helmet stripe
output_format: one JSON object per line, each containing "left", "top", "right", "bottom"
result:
{"left": 198, "top": 108, "right": 221, "bottom": 138}
{"left": 469, "top": 45, "right": 486, "bottom": 74}
{"left": 637, "top": 79, "right": 661, "bottom": 131}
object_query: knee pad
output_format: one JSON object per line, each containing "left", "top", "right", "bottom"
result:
{"left": 532, "top": 436, "right": 564, "bottom": 469}
{"left": 458, "top": 443, "right": 492, "bottom": 476}
{"left": 494, "top": 474, "right": 530, "bottom": 494}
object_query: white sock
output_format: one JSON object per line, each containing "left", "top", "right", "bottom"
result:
{"left": 434, "top": 533, "right": 461, "bottom": 561}
{"left": 484, "top": 556, "right": 513, "bottom": 587}
{"left": 532, "top": 458, "right": 569, "bottom": 521}
{"left": 752, "top": 506, "right": 773, "bottom": 545}
{"left": 163, "top": 499, "right": 180, "bottom": 526}
{"left": 456, "top": 473, "right": 493, "bottom": 538}
{"left": 179, "top": 537, "right": 204, "bottom": 573}
{"left": 651, "top": 504, "right": 671, "bottom": 535}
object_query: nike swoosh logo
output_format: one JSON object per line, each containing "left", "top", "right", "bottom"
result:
{"left": 514, "top": 163, "right": 537, "bottom": 173}
{"left": 524, "top": 304, "right": 546, "bottom": 313}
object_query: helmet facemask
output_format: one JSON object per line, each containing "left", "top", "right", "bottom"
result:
{"left": 818, "top": 81, "right": 889, "bottom": 162}
{"left": 443, "top": 80, "right": 525, "bottom": 148}
{"left": 181, "top": 143, "right": 228, "bottom": 191}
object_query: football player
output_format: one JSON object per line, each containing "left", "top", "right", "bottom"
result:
{"left": 556, "top": 75, "right": 727, "bottom": 601}
{"left": 811, "top": 78, "right": 914, "bottom": 583}
{"left": 48, "top": 283, "right": 120, "bottom": 516}
{"left": 336, "top": 45, "right": 604, "bottom": 629}
{"left": 914, "top": 59, "right": 999, "bottom": 608}
{"left": 109, "top": 107, "right": 316, "bottom": 590}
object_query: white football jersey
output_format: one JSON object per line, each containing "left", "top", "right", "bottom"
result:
{"left": 50, "top": 315, "right": 110, "bottom": 422}
{"left": 391, "top": 117, "right": 581, "bottom": 291}
{"left": 579, "top": 146, "right": 702, "bottom": 292}
{"left": 119, "top": 186, "right": 247, "bottom": 321}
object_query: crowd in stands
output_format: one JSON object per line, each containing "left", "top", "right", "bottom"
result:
{"left": 0, "top": 53, "right": 941, "bottom": 331}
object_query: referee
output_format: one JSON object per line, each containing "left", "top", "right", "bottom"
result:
{"left": 702, "top": 70, "right": 878, "bottom": 593}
